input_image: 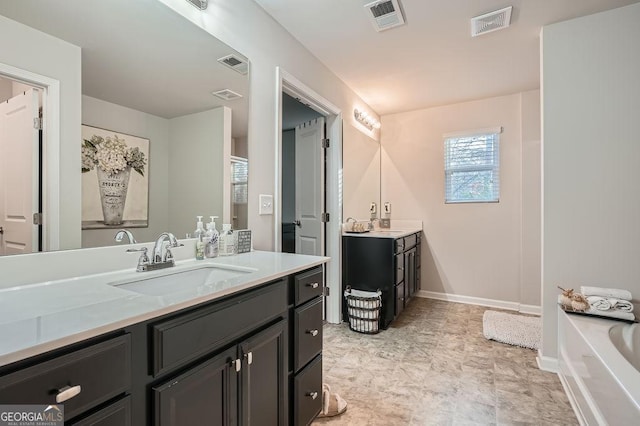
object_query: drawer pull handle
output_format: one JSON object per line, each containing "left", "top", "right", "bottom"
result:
{"left": 307, "top": 282, "right": 319, "bottom": 289}
{"left": 306, "top": 391, "right": 318, "bottom": 400}
{"left": 306, "top": 329, "right": 319, "bottom": 337}
{"left": 56, "top": 385, "right": 81, "bottom": 403}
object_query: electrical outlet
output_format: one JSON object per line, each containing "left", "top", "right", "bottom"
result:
{"left": 259, "top": 194, "right": 273, "bottom": 215}
{"left": 370, "top": 202, "right": 377, "bottom": 214}
{"left": 384, "top": 202, "right": 391, "bottom": 214}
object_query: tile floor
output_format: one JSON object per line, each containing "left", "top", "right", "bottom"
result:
{"left": 314, "top": 298, "right": 577, "bottom": 426}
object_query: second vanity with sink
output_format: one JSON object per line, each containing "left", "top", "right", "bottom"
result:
{"left": 0, "top": 244, "right": 328, "bottom": 425}
{"left": 342, "top": 222, "right": 422, "bottom": 329}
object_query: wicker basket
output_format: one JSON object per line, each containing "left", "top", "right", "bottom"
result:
{"left": 344, "top": 286, "right": 382, "bottom": 334}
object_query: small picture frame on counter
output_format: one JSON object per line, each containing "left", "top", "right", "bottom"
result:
{"left": 236, "top": 230, "right": 252, "bottom": 253}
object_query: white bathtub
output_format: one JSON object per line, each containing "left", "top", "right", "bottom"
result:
{"left": 558, "top": 310, "right": 640, "bottom": 425}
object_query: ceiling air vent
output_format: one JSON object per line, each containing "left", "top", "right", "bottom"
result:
{"left": 471, "top": 6, "right": 513, "bottom": 37}
{"left": 364, "top": 0, "right": 406, "bottom": 32}
{"left": 185, "top": 0, "right": 207, "bottom": 10}
{"left": 212, "top": 89, "right": 243, "bottom": 101}
{"left": 217, "top": 54, "right": 249, "bottom": 75}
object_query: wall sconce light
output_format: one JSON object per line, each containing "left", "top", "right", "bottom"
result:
{"left": 354, "top": 109, "right": 381, "bottom": 130}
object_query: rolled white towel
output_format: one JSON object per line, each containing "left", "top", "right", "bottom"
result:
{"left": 608, "top": 298, "right": 634, "bottom": 313}
{"left": 585, "top": 307, "right": 635, "bottom": 322}
{"left": 580, "top": 286, "right": 632, "bottom": 301}
{"left": 587, "top": 296, "right": 612, "bottom": 311}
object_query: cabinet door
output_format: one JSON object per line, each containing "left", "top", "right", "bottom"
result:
{"left": 404, "top": 247, "right": 417, "bottom": 300}
{"left": 240, "top": 320, "right": 287, "bottom": 426}
{"left": 153, "top": 347, "right": 238, "bottom": 426}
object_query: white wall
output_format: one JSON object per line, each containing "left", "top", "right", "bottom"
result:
{"left": 541, "top": 3, "right": 640, "bottom": 362}
{"left": 81, "top": 95, "right": 170, "bottom": 247}
{"left": 158, "top": 0, "right": 380, "bottom": 250}
{"left": 381, "top": 91, "right": 541, "bottom": 307}
{"left": 169, "top": 107, "right": 230, "bottom": 240}
{"left": 0, "top": 15, "right": 81, "bottom": 250}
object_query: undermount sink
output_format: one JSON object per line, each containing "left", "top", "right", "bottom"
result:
{"left": 109, "top": 264, "right": 255, "bottom": 296}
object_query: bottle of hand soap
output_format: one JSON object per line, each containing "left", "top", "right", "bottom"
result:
{"left": 193, "top": 216, "right": 205, "bottom": 260}
{"left": 219, "top": 224, "right": 235, "bottom": 256}
{"left": 205, "top": 216, "right": 219, "bottom": 258}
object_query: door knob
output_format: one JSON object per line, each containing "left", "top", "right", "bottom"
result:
{"left": 294, "top": 220, "right": 301, "bottom": 227}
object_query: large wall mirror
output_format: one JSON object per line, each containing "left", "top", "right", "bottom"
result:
{"left": 342, "top": 124, "right": 381, "bottom": 222}
{"left": 0, "top": 0, "right": 249, "bottom": 256}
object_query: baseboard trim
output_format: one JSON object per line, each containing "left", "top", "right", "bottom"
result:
{"left": 557, "top": 372, "right": 587, "bottom": 426}
{"left": 536, "top": 350, "right": 559, "bottom": 373}
{"left": 417, "top": 290, "right": 541, "bottom": 316}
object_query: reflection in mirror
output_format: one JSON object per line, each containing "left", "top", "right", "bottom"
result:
{"left": 342, "top": 124, "right": 381, "bottom": 221}
{"left": 0, "top": 0, "right": 249, "bottom": 255}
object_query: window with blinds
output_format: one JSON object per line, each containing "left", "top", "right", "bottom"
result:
{"left": 444, "top": 130, "right": 500, "bottom": 203}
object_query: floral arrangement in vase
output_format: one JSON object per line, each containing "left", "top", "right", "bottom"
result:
{"left": 82, "top": 134, "right": 146, "bottom": 225}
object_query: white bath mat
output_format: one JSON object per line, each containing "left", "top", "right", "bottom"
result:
{"left": 482, "top": 310, "right": 541, "bottom": 350}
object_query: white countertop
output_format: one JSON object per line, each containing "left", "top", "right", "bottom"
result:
{"left": 342, "top": 227, "right": 422, "bottom": 239}
{"left": 0, "top": 251, "right": 328, "bottom": 368}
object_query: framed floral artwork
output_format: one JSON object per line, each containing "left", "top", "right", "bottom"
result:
{"left": 81, "top": 125, "right": 149, "bottom": 229}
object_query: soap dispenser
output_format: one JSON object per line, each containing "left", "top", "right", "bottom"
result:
{"left": 193, "top": 216, "right": 205, "bottom": 260}
{"left": 219, "top": 224, "right": 235, "bottom": 256}
{"left": 205, "top": 216, "right": 219, "bottom": 258}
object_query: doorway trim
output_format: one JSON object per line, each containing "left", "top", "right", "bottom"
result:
{"left": 0, "top": 62, "right": 61, "bottom": 252}
{"left": 275, "top": 67, "right": 343, "bottom": 324}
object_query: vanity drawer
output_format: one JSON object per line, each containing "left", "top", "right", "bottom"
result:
{"left": 152, "top": 279, "right": 287, "bottom": 376}
{"left": 404, "top": 233, "right": 417, "bottom": 250}
{"left": 69, "top": 395, "right": 131, "bottom": 426}
{"left": 294, "top": 355, "right": 323, "bottom": 426}
{"left": 294, "top": 267, "right": 323, "bottom": 306}
{"left": 394, "top": 238, "right": 405, "bottom": 254}
{"left": 0, "top": 335, "right": 131, "bottom": 421}
{"left": 294, "top": 297, "right": 323, "bottom": 372}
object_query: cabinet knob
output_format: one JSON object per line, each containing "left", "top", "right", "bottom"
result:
{"left": 307, "top": 282, "right": 319, "bottom": 289}
{"left": 56, "top": 385, "right": 81, "bottom": 403}
{"left": 306, "top": 391, "right": 318, "bottom": 400}
{"left": 306, "top": 329, "right": 319, "bottom": 337}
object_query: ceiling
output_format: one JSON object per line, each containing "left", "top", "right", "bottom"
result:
{"left": 255, "top": 0, "right": 640, "bottom": 116}
{"left": 0, "top": 0, "right": 249, "bottom": 137}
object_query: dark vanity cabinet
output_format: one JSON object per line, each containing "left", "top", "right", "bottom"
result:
{"left": 0, "top": 265, "right": 324, "bottom": 426}
{"left": 343, "top": 233, "right": 421, "bottom": 329}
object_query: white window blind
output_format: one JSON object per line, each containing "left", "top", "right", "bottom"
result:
{"left": 444, "top": 131, "right": 500, "bottom": 203}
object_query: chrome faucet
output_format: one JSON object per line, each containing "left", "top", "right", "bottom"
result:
{"left": 114, "top": 229, "right": 137, "bottom": 244}
{"left": 152, "top": 232, "right": 181, "bottom": 264}
{"left": 127, "top": 232, "right": 183, "bottom": 272}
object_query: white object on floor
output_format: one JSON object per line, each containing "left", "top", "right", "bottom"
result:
{"left": 580, "top": 286, "right": 633, "bottom": 301}
{"left": 482, "top": 310, "right": 541, "bottom": 350}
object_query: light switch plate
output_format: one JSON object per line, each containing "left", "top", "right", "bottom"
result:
{"left": 370, "top": 202, "right": 377, "bottom": 214}
{"left": 384, "top": 202, "right": 391, "bottom": 214}
{"left": 259, "top": 194, "right": 273, "bottom": 215}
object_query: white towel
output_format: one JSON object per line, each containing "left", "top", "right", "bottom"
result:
{"left": 585, "top": 307, "right": 635, "bottom": 322}
{"left": 609, "top": 298, "right": 634, "bottom": 312}
{"left": 580, "top": 286, "right": 633, "bottom": 301}
{"left": 587, "top": 296, "right": 612, "bottom": 311}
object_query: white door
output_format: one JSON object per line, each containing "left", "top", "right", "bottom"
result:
{"left": 0, "top": 89, "right": 40, "bottom": 256}
{"left": 294, "top": 117, "right": 325, "bottom": 256}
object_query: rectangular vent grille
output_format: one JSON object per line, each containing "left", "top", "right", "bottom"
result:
{"left": 370, "top": 1, "right": 395, "bottom": 18}
{"left": 217, "top": 54, "right": 249, "bottom": 75}
{"left": 212, "top": 89, "right": 243, "bottom": 101}
{"left": 471, "top": 6, "right": 513, "bottom": 37}
{"left": 364, "top": 0, "right": 405, "bottom": 32}
{"left": 185, "top": 0, "right": 208, "bottom": 10}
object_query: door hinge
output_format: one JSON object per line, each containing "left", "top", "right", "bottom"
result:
{"left": 324, "top": 287, "right": 330, "bottom": 296}
{"left": 33, "top": 117, "right": 42, "bottom": 130}
{"left": 33, "top": 212, "right": 43, "bottom": 225}
{"left": 322, "top": 138, "right": 330, "bottom": 149}
{"left": 321, "top": 212, "right": 330, "bottom": 223}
